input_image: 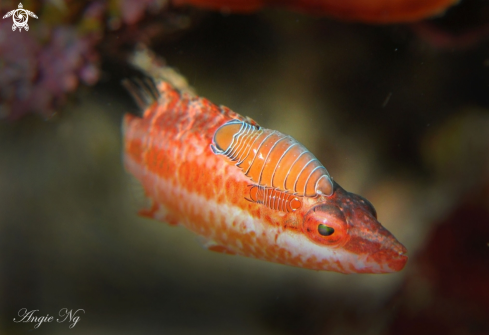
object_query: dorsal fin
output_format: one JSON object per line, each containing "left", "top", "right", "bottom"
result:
{"left": 122, "top": 77, "right": 160, "bottom": 116}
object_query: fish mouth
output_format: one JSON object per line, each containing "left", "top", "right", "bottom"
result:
{"left": 372, "top": 228, "right": 409, "bottom": 273}
{"left": 389, "top": 251, "right": 408, "bottom": 272}
{"left": 383, "top": 244, "right": 409, "bottom": 272}
{"left": 366, "top": 242, "right": 408, "bottom": 273}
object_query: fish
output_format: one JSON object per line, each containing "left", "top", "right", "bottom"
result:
{"left": 123, "top": 79, "right": 408, "bottom": 274}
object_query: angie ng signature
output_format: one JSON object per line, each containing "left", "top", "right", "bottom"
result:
{"left": 13, "top": 308, "right": 85, "bottom": 329}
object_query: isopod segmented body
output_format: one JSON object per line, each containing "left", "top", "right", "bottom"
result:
{"left": 211, "top": 120, "right": 333, "bottom": 197}
{"left": 247, "top": 185, "right": 302, "bottom": 213}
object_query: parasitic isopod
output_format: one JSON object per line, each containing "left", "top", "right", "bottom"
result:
{"left": 211, "top": 120, "right": 333, "bottom": 198}
{"left": 246, "top": 185, "right": 302, "bottom": 212}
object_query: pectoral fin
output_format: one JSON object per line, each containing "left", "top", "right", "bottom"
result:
{"left": 138, "top": 201, "right": 179, "bottom": 226}
{"left": 128, "top": 173, "right": 179, "bottom": 225}
{"left": 198, "top": 237, "right": 236, "bottom": 255}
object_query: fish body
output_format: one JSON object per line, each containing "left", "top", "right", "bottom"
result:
{"left": 123, "top": 81, "right": 408, "bottom": 274}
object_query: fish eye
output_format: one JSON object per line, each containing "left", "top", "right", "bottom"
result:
{"left": 303, "top": 205, "right": 348, "bottom": 246}
{"left": 318, "top": 224, "right": 334, "bottom": 236}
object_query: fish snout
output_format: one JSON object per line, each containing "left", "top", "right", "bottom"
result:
{"left": 388, "top": 240, "right": 408, "bottom": 272}
{"left": 342, "top": 221, "right": 409, "bottom": 273}
{"left": 369, "top": 239, "right": 408, "bottom": 273}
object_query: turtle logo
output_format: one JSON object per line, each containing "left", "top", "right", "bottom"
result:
{"left": 2, "top": 3, "right": 38, "bottom": 32}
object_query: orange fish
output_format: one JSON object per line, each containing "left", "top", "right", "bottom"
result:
{"left": 123, "top": 80, "right": 408, "bottom": 274}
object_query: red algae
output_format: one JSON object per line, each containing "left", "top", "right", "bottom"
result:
{"left": 172, "top": 0, "right": 459, "bottom": 23}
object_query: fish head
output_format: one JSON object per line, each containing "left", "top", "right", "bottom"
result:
{"left": 302, "top": 182, "right": 408, "bottom": 273}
